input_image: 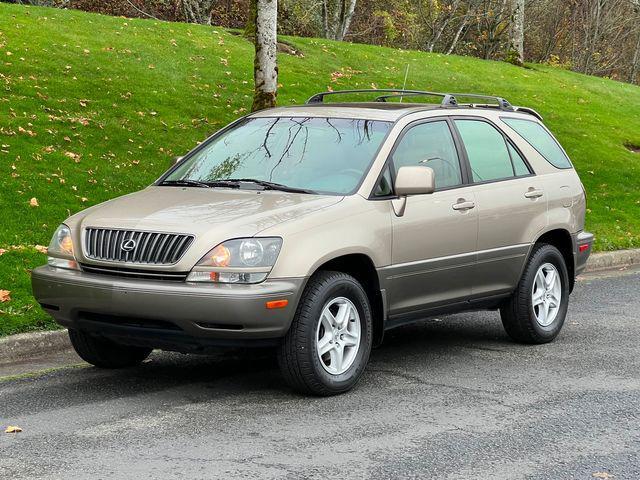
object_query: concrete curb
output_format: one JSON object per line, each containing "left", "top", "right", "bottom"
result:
{"left": 0, "top": 329, "right": 70, "bottom": 365}
{"left": 1, "top": 248, "right": 639, "bottom": 363}
{"left": 583, "top": 248, "right": 640, "bottom": 273}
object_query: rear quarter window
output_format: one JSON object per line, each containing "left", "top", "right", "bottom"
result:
{"left": 501, "top": 117, "right": 572, "bottom": 169}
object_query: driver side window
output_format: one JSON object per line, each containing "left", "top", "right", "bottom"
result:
{"left": 392, "top": 121, "right": 462, "bottom": 189}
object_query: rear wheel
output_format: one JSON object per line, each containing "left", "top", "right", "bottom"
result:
{"left": 68, "top": 329, "right": 152, "bottom": 368}
{"left": 500, "top": 244, "right": 570, "bottom": 344}
{"left": 278, "top": 271, "right": 373, "bottom": 396}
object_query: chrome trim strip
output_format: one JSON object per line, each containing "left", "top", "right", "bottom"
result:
{"left": 382, "top": 243, "right": 530, "bottom": 279}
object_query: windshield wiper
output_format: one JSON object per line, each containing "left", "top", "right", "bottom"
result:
{"left": 160, "top": 179, "right": 212, "bottom": 188}
{"left": 160, "top": 179, "right": 240, "bottom": 189}
{"left": 226, "top": 178, "right": 317, "bottom": 194}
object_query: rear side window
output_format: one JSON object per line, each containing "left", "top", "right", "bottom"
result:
{"left": 454, "top": 120, "right": 514, "bottom": 182}
{"left": 502, "top": 118, "right": 572, "bottom": 169}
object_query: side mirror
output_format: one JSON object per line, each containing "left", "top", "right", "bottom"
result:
{"left": 173, "top": 156, "right": 183, "bottom": 165}
{"left": 395, "top": 166, "right": 435, "bottom": 196}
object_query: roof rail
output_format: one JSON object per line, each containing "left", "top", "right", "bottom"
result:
{"left": 306, "top": 89, "right": 455, "bottom": 106}
{"left": 305, "top": 89, "right": 514, "bottom": 111}
{"left": 513, "top": 106, "right": 543, "bottom": 121}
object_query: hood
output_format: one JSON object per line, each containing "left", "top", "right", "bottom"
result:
{"left": 68, "top": 186, "right": 342, "bottom": 269}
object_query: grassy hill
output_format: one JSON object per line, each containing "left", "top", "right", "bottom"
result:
{"left": 1, "top": 3, "right": 639, "bottom": 336}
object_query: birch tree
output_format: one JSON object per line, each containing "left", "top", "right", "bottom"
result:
{"left": 248, "top": 0, "right": 278, "bottom": 111}
{"left": 322, "top": 0, "right": 358, "bottom": 41}
{"left": 510, "top": 0, "right": 525, "bottom": 65}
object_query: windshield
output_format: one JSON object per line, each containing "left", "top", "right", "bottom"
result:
{"left": 163, "top": 117, "right": 392, "bottom": 195}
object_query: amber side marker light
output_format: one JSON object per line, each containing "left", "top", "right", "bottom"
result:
{"left": 579, "top": 244, "right": 590, "bottom": 253}
{"left": 266, "top": 299, "right": 289, "bottom": 309}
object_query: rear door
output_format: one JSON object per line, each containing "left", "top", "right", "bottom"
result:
{"left": 383, "top": 118, "right": 478, "bottom": 320}
{"left": 452, "top": 118, "right": 547, "bottom": 298}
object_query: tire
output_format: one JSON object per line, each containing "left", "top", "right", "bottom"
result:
{"left": 68, "top": 329, "right": 152, "bottom": 368}
{"left": 500, "top": 243, "right": 570, "bottom": 344}
{"left": 278, "top": 271, "right": 373, "bottom": 396}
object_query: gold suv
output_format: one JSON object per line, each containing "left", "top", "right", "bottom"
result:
{"left": 32, "top": 90, "right": 593, "bottom": 395}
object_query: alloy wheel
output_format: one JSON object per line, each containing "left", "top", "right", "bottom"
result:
{"left": 531, "top": 262, "right": 562, "bottom": 327}
{"left": 315, "top": 297, "right": 361, "bottom": 375}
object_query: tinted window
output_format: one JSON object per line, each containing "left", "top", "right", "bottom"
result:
{"left": 373, "top": 165, "right": 393, "bottom": 197}
{"left": 392, "top": 121, "right": 462, "bottom": 189}
{"left": 165, "top": 117, "right": 391, "bottom": 195}
{"left": 508, "top": 143, "right": 531, "bottom": 176}
{"left": 502, "top": 118, "right": 572, "bottom": 169}
{"left": 455, "top": 120, "right": 513, "bottom": 182}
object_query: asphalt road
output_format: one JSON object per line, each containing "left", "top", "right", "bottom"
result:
{"left": 1, "top": 268, "right": 639, "bottom": 479}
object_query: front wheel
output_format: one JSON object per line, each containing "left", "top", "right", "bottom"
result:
{"left": 278, "top": 271, "right": 373, "bottom": 396}
{"left": 500, "top": 243, "right": 570, "bottom": 344}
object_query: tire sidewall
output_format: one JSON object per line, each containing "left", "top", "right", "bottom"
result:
{"left": 305, "top": 277, "right": 373, "bottom": 392}
{"left": 524, "top": 246, "right": 570, "bottom": 339}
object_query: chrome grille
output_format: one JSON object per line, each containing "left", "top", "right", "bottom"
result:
{"left": 80, "top": 264, "right": 188, "bottom": 281}
{"left": 84, "top": 228, "right": 194, "bottom": 265}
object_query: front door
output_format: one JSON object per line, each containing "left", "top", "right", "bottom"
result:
{"left": 382, "top": 119, "right": 478, "bottom": 320}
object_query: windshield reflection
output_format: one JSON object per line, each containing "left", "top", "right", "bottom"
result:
{"left": 165, "top": 117, "right": 391, "bottom": 195}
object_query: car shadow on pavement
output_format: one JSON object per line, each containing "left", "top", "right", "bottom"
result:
{"left": 2, "top": 311, "right": 517, "bottom": 415}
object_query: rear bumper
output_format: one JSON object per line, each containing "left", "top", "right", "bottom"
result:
{"left": 573, "top": 231, "right": 594, "bottom": 276}
{"left": 31, "top": 265, "right": 305, "bottom": 352}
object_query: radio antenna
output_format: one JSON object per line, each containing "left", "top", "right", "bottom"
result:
{"left": 400, "top": 64, "right": 410, "bottom": 103}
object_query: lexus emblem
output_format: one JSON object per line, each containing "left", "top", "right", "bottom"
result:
{"left": 121, "top": 238, "right": 137, "bottom": 252}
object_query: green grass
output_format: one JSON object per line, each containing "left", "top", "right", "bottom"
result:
{"left": 1, "top": 3, "right": 639, "bottom": 336}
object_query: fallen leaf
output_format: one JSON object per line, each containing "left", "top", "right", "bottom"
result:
{"left": 64, "top": 151, "right": 81, "bottom": 162}
{"left": 0, "top": 290, "right": 11, "bottom": 303}
{"left": 35, "top": 245, "right": 48, "bottom": 254}
{"left": 593, "top": 473, "right": 614, "bottom": 479}
{"left": 29, "top": 197, "right": 39, "bottom": 207}
{"left": 0, "top": 249, "right": 6, "bottom": 256}
{"left": 4, "top": 426, "right": 22, "bottom": 433}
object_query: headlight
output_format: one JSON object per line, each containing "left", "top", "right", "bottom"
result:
{"left": 186, "top": 237, "right": 282, "bottom": 284}
{"left": 47, "top": 224, "right": 79, "bottom": 270}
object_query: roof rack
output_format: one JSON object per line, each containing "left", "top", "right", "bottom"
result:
{"left": 305, "top": 89, "right": 515, "bottom": 112}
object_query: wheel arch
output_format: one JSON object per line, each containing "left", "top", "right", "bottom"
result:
{"left": 532, "top": 228, "right": 575, "bottom": 292}
{"left": 309, "top": 253, "right": 386, "bottom": 347}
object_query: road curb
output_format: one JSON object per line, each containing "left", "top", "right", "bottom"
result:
{"left": 583, "top": 248, "right": 640, "bottom": 273}
{"left": 0, "top": 329, "right": 70, "bottom": 365}
{"left": 0, "top": 248, "right": 639, "bottom": 362}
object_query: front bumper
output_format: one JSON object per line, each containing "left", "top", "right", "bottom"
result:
{"left": 32, "top": 265, "right": 305, "bottom": 352}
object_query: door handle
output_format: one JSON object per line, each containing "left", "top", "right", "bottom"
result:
{"left": 452, "top": 200, "right": 475, "bottom": 211}
{"left": 524, "top": 189, "right": 544, "bottom": 199}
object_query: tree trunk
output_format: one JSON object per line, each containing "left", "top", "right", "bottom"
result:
{"left": 510, "top": 0, "right": 525, "bottom": 65}
{"left": 251, "top": 0, "right": 278, "bottom": 112}
{"left": 447, "top": 13, "right": 471, "bottom": 55}
{"left": 179, "top": 0, "right": 214, "bottom": 24}
{"left": 630, "top": 32, "right": 640, "bottom": 84}
{"left": 321, "top": 0, "right": 357, "bottom": 41}
{"left": 337, "top": 0, "right": 357, "bottom": 41}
